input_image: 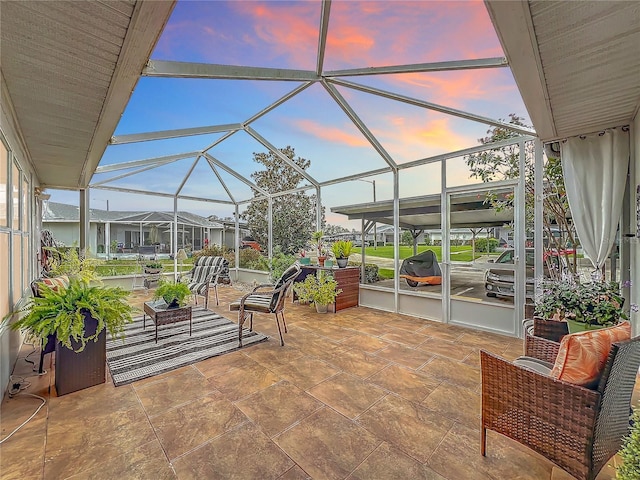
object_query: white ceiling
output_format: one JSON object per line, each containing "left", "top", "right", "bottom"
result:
{"left": 486, "top": 0, "right": 640, "bottom": 142}
{"left": 0, "top": 0, "right": 175, "bottom": 189}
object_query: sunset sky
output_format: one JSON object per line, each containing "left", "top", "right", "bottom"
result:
{"left": 51, "top": 0, "right": 530, "bottom": 228}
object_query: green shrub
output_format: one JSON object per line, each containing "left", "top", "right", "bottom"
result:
{"left": 193, "top": 244, "right": 230, "bottom": 260}
{"left": 615, "top": 407, "right": 640, "bottom": 479}
{"left": 269, "top": 247, "right": 296, "bottom": 281}
{"left": 238, "top": 248, "right": 269, "bottom": 271}
{"left": 475, "top": 237, "right": 499, "bottom": 253}
{"left": 347, "top": 261, "right": 379, "bottom": 283}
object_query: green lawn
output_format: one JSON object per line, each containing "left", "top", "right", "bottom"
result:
{"left": 94, "top": 258, "right": 193, "bottom": 277}
{"left": 362, "top": 245, "right": 492, "bottom": 262}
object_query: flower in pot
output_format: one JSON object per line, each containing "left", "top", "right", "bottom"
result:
{"left": 293, "top": 271, "right": 342, "bottom": 313}
{"left": 312, "top": 230, "right": 327, "bottom": 266}
{"left": 331, "top": 240, "right": 353, "bottom": 268}
{"left": 534, "top": 279, "right": 627, "bottom": 333}
{"left": 154, "top": 279, "right": 192, "bottom": 308}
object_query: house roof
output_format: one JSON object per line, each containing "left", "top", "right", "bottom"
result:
{"left": 42, "top": 201, "right": 222, "bottom": 229}
{"left": 486, "top": 1, "right": 640, "bottom": 142}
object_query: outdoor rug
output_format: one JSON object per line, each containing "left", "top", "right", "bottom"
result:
{"left": 106, "top": 307, "right": 268, "bottom": 386}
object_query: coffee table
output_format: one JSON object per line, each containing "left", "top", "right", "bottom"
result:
{"left": 143, "top": 301, "right": 192, "bottom": 343}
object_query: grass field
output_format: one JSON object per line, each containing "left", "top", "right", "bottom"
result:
{"left": 362, "top": 245, "right": 493, "bottom": 262}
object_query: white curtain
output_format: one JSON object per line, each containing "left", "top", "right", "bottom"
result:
{"left": 560, "top": 128, "right": 629, "bottom": 273}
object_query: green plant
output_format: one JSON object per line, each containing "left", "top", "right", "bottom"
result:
{"left": 11, "top": 278, "right": 133, "bottom": 352}
{"left": 145, "top": 262, "right": 163, "bottom": 269}
{"left": 46, "top": 246, "right": 102, "bottom": 283}
{"left": 616, "top": 407, "right": 640, "bottom": 479}
{"left": 293, "top": 272, "right": 341, "bottom": 306}
{"left": 535, "top": 280, "right": 627, "bottom": 327}
{"left": 193, "top": 244, "right": 231, "bottom": 261}
{"left": 269, "top": 247, "right": 296, "bottom": 282}
{"left": 331, "top": 240, "right": 353, "bottom": 259}
{"left": 154, "top": 280, "right": 192, "bottom": 307}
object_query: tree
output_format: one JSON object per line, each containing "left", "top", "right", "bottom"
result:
{"left": 241, "top": 146, "right": 323, "bottom": 254}
{"left": 465, "top": 114, "right": 577, "bottom": 277}
{"left": 401, "top": 230, "right": 414, "bottom": 246}
{"left": 323, "top": 224, "right": 350, "bottom": 236}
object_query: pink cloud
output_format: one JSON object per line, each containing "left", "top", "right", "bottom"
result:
{"left": 294, "top": 119, "right": 371, "bottom": 147}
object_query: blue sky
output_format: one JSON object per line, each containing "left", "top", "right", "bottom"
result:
{"left": 50, "top": 0, "right": 529, "bottom": 229}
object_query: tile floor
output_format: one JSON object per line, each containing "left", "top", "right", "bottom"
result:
{"left": 1, "top": 285, "right": 635, "bottom": 479}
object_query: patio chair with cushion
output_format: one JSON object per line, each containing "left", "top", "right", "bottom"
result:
{"left": 179, "top": 256, "right": 229, "bottom": 308}
{"left": 229, "top": 262, "right": 301, "bottom": 347}
{"left": 481, "top": 325, "right": 640, "bottom": 480}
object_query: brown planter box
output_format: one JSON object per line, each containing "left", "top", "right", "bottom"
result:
{"left": 55, "top": 312, "right": 106, "bottom": 396}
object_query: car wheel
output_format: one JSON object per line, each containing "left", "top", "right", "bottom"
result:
{"left": 406, "top": 279, "right": 419, "bottom": 287}
{"left": 486, "top": 292, "right": 497, "bottom": 298}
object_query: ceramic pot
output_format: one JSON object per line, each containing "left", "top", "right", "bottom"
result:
{"left": 315, "top": 303, "right": 328, "bottom": 313}
{"left": 318, "top": 256, "right": 326, "bottom": 267}
{"left": 336, "top": 258, "right": 348, "bottom": 268}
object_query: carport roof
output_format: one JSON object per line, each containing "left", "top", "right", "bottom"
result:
{"left": 331, "top": 190, "right": 513, "bottom": 230}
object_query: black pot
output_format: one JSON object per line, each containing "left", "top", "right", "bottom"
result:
{"left": 168, "top": 298, "right": 180, "bottom": 308}
{"left": 55, "top": 311, "right": 106, "bottom": 396}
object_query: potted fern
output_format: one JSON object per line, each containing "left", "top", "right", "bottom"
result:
{"left": 11, "top": 278, "right": 133, "bottom": 395}
{"left": 154, "top": 279, "right": 191, "bottom": 308}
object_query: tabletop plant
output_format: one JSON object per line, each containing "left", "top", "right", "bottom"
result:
{"left": 154, "top": 279, "right": 192, "bottom": 308}
{"left": 11, "top": 278, "right": 133, "bottom": 352}
{"left": 331, "top": 240, "right": 353, "bottom": 267}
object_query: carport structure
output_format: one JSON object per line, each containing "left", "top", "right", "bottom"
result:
{"left": 1, "top": 0, "right": 639, "bottom": 395}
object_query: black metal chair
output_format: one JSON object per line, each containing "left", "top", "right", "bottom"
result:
{"left": 229, "top": 262, "right": 301, "bottom": 347}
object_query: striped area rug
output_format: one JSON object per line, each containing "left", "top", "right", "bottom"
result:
{"left": 106, "top": 307, "right": 268, "bottom": 386}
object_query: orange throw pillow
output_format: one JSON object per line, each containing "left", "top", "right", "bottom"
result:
{"left": 550, "top": 321, "right": 631, "bottom": 387}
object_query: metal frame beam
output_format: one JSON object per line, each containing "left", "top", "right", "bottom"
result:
{"left": 202, "top": 152, "right": 269, "bottom": 198}
{"left": 95, "top": 152, "right": 200, "bottom": 173}
{"left": 325, "top": 57, "right": 508, "bottom": 77}
{"left": 329, "top": 78, "right": 536, "bottom": 136}
{"left": 316, "top": 0, "right": 331, "bottom": 76}
{"left": 110, "top": 124, "right": 242, "bottom": 144}
{"left": 143, "top": 60, "right": 320, "bottom": 81}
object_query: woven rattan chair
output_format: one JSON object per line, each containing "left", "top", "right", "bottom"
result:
{"left": 481, "top": 336, "right": 640, "bottom": 480}
{"left": 523, "top": 317, "right": 567, "bottom": 363}
{"left": 179, "top": 256, "right": 229, "bottom": 308}
{"left": 229, "top": 263, "right": 301, "bottom": 347}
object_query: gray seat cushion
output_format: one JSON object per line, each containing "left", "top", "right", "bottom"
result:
{"left": 514, "top": 356, "right": 554, "bottom": 375}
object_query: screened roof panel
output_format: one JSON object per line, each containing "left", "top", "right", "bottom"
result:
{"left": 152, "top": 0, "right": 320, "bottom": 70}
{"left": 323, "top": 1, "right": 504, "bottom": 70}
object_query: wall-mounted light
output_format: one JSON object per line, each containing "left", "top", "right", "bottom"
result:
{"left": 34, "top": 187, "right": 51, "bottom": 200}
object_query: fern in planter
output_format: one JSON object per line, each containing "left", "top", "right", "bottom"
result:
{"left": 154, "top": 280, "right": 191, "bottom": 307}
{"left": 12, "top": 278, "right": 133, "bottom": 352}
{"left": 615, "top": 408, "right": 640, "bottom": 479}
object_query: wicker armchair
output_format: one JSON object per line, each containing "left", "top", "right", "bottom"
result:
{"left": 229, "top": 263, "right": 301, "bottom": 347}
{"left": 524, "top": 317, "right": 568, "bottom": 364}
{"left": 481, "top": 336, "right": 640, "bottom": 480}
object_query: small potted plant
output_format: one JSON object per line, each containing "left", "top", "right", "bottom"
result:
{"left": 154, "top": 279, "right": 192, "bottom": 308}
{"left": 293, "top": 271, "right": 342, "bottom": 313}
{"left": 312, "top": 230, "right": 327, "bottom": 267}
{"left": 144, "top": 262, "right": 163, "bottom": 274}
{"left": 331, "top": 240, "right": 353, "bottom": 268}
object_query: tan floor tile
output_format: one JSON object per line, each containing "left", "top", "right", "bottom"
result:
{"left": 193, "top": 350, "right": 258, "bottom": 378}
{"left": 383, "top": 316, "right": 431, "bottom": 332}
{"left": 340, "top": 332, "right": 390, "bottom": 353}
{"left": 418, "top": 337, "right": 475, "bottom": 361}
{"left": 272, "top": 356, "right": 340, "bottom": 391}
{"left": 66, "top": 439, "right": 176, "bottom": 480}
{"left": 173, "top": 422, "right": 294, "bottom": 480}
{"left": 422, "top": 383, "right": 480, "bottom": 427}
{"left": 325, "top": 348, "right": 390, "bottom": 378}
{"left": 374, "top": 343, "right": 433, "bottom": 370}
{"left": 418, "top": 356, "right": 481, "bottom": 390}
{"left": 275, "top": 407, "right": 381, "bottom": 480}
{"left": 357, "top": 394, "right": 454, "bottom": 463}
{"left": 457, "top": 331, "right": 513, "bottom": 353}
{"left": 0, "top": 415, "right": 47, "bottom": 479}
{"left": 308, "top": 373, "right": 386, "bottom": 419}
{"left": 44, "top": 403, "right": 156, "bottom": 478}
{"left": 349, "top": 442, "right": 446, "bottom": 480}
{"left": 381, "top": 329, "right": 430, "bottom": 347}
{"left": 235, "top": 381, "right": 322, "bottom": 437}
{"left": 207, "top": 362, "right": 281, "bottom": 401}
{"left": 428, "top": 423, "right": 552, "bottom": 480}
{"left": 368, "top": 365, "right": 441, "bottom": 403}
{"left": 419, "top": 326, "right": 464, "bottom": 342}
{"left": 151, "top": 391, "right": 247, "bottom": 459}
{"left": 135, "top": 366, "right": 213, "bottom": 416}
{"left": 243, "top": 343, "right": 305, "bottom": 369}
{"left": 278, "top": 465, "right": 312, "bottom": 480}
{"left": 131, "top": 365, "right": 194, "bottom": 388}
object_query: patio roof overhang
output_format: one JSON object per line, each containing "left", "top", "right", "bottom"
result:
{"left": 486, "top": 0, "right": 640, "bottom": 142}
{"left": 0, "top": 1, "right": 175, "bottom": 189}
{"left": 331, "top": 190, "right": 513, "bottom": 231}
